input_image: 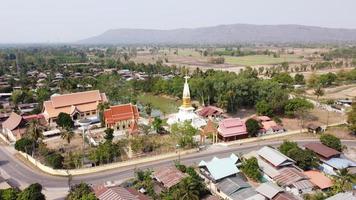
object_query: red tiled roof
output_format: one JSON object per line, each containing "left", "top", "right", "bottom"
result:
{"left": 197, "top": 106, "right": 223, "bottom": 118}
{"left": 153, "top": 167, "right": 187, "bottom": 188}
{"left": 104, "top": 104, "right": 139, "bottom": 125}
{"left": 2, "top": 112, "right": 23, "bottom": 131}
{"left": 218, "top": 118, "right": 247, "bottom": 137}
{"left": 304, "top": 142, "right": 340, "bottom": 159}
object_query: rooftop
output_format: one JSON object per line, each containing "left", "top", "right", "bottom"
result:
{"left": 304, "top": 142, "right": 340, "bottom": 159}
{"left": 216, "top": 175, "right": 257, "bottom": 200}
{"left": 304, "top": 170, "right": 333, "bottom": 189}
{"left": 218, "top": 118, "right": 247, "bottom": 137}
{"left": 257, "top": 146, "right": 294, "bottom": 168}
{"left": 324, "top": 157, "right": 356, "bottom": 169}
{"left": 153, "top": 167, "right": 187, "bottom": 188}
{"left": 256, "top": 182, "right": 283, "bottom": 199}
{"left": 104, "top": 103, "right": 139, "bottom": 124}
{"left": 199, "top": 154, "right": 240, "bottom": 181}
{"left": 273, "top": 167, "right": 309, "bottom": 187}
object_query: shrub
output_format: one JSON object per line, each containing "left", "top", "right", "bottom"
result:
{"left": 245, "top": 118, "right": 261, "bottom": 137}
{"left": 46, "top": 152, "right": 64, "bottom": 169}
{"left": 14, "top": 138, "right": 35, "bottom": 154}
{"left": 320, "top": 134, "right": 342, "bottom": 151}
{"left": 241, "top": 157, "right": 262, "bottom": 181}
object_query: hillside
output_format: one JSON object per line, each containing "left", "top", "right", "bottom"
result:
{"left": 79, "top": 24, "right": 356, "bottom": 44}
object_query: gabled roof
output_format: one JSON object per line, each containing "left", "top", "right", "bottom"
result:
{"left": 216, "top": 176, "right": 257, "bottom": 200}
{"left": 199, "top": 154, "right": 240, "bottom": 181}
{"left": 153, "top": 167, "right": 187, "bottom": 188}
{"left": 92, "top": 185, "right": 149, "bottom": 200}
{"left": 202, "top": 119, "right": 217, "bottom": 134}
{"left": 324, "top": 157, "right": 356, "bottom": 169}
{"left": 243, "top": 150, "right": 280, "bottom": 178}
{"left": 273, "top": 167, "right": 309, "bottom": 187}
{"left": 51, "top": 90, "right": 105, "bottom": 108}
{"left": 326, "top": 192, "right": 356, "bottom": 200}
{"left": 257, "top": 146, "right": 294, "bottom": 167}
{"left": 2, "top": 112, "right": 23, "bottom": 131}
{"left": 256, "top": 182, "right": 283, "bottom": 199}
{"left": 218, "top": 118, "right": 247, "bottom": 137}
{"left": 104, "top": 104, "right": 139, "bottom": 124}
{"left": 273, "top": 192, "right": 298, "bottom": 200}
{"left": 304, "top": 170, "right": 333, "bottom": 189}
{"left": 197, "top": 106, "right": 224, "bottom": 118}
{"left": 304, "top": 142, "right": 340, "bottom": 159}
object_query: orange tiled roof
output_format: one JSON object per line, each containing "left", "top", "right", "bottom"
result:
{"left": 104, "top": 104, "right": 139, "bottom": 125}
{"left": 304, "top": 170, "right": 332, "bottom": 189}
{"left": 43, "top": 90, "right": 107, "bottom": 119}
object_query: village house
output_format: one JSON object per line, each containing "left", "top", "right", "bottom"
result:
{"left": 255, "top": 182, "right": 284, "bottom": 200}
{"left": 273, "top": 167, "right": 314, "bottom": 195}
{"left": 152, "top": 167, "right": 187, "bottom": 193}
{"left": 217, "top": 118, "right": 248, "bottom": 142}
{"left": 253, "top": 116, "right": 284, "bottom": 135}
{"left": 92, "top": 184, "right": 149, "bottom": 200}
{"left": 197, "top": 105, "right": 224, "bottom": 119}
{"left": 104, "top": 103, "right": 139, "bottom": 133}
{"left": 303, "top": 170, "right": 333, "bottom": 190}
{"left": 304, "top": 142, "right": 341, "bottom": 160}
{"left": 43, "top": 90, "right": 108, "bottom": 125}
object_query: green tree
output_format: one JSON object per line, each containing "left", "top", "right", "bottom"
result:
{"left": 331, "top": 168, "right": 356, "bottom": 193}
{"left": 347, "top": 101, "right": 356, "bottom": 133}
{"left": 26, "top": 120, "right": 44, "bottom": 155}
{"left": 152, "top": 117, "right": 163, "bottom": 133}
{"left": 104, "top": 128, "right": 114, "bottom": 142}
{"left": 278, "top": 140, "right": 298, "bottom": 155}
{"left": 320, "top": 134, "right": 342, "bottom": 151}
{"left": 241, "top": 157, "right": 262, "bottom": 181}
{"left": 272, "top": 72, "right": 294, "bottom": 85}
{"left": 284, "top": 98, "right": 314, "bottom": 117}
{"left": 144, "top": 103, "right": 152, "bottom": 117}
{"left": 67, "top": 182, "right": 98, "bottom": 200}
{"left": 294, "top": 73, "right": 305, "bottom": 85}
{"left": 17, "top": 183, "right": 45, "bottom": 200}
{"left": 57, "top": 112, "right": 74, "bottom": 130}
{"left": 61, "top": 129, "right": 75, "bottom": 144}
{"left": 46, "top": 152, "right": 64, "bottom": 169}
{"left": 172, "top": 177, "right": 200, "bottom": 200}
{"left": 245, "top": 118, "right": 261, "bottom": 137}
{"left": 0, "top": 188, "right": 20, "bottom": 200}
{"left": 255, "top": 100, "right": 273, "bottom": 117}
{"left": 314, "top": 85, "right": 325, "bottom": 101}
{"left": 14, "top": 138, "right": 35, "bottom": 154}
{"left": 286, "top": 147, "right": 319, "bottom": 170}
{"left": 171, "top": 122, "right": 198, "bottom": 148}
{"left": 97, "top": 102, "right": 110, "bottom": 127}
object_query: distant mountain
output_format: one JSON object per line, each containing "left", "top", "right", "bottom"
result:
{"left": 79, "top": 24, "right": 356, "bottom": 44}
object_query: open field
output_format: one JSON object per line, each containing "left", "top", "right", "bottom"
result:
{"left": 137, "top": 93, "right": 181, "bottom": 114}
{"left": 305, "top": 84, "right": 356, "bottom": 100}
{"left": 224, "top": 54, "right": 304, "bottom": 66}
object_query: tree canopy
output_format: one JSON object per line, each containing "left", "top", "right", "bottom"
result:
{"left": 320, "top": 134, "right": 342, "bottom": 151}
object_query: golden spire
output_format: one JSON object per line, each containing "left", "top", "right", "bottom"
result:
{"left": 182, "top": 76, "right": 192, "bottom": 108}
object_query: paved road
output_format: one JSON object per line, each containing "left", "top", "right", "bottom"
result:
{"left": 1, "top": 139, "right": 356, "bottom": 198}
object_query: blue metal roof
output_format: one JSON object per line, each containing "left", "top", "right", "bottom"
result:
{"left": 324, "top": 157, "right": 356, "bottom": 169}
{"left": 199, "top": 154, "right": 240, "bottom": 180}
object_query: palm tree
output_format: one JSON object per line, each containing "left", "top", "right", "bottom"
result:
{"left": 97, "top": 102, "right": 110, "bottom": 126}
{"left": 173, "top": 177, "right": 200, "bottom": 200}
{"left": 314, "top": 85, "right": 324, "bottom": 101}
{"left": 144, "top": 103, "right": 152, "bottom": 123}
{"left": 26, "top": 120, "right": 43, "bottom": 156}
{"left": 61, "top": 129, "right": 75, "bottom": 144}
{"left": 332, "top": 168, "right": 356, "bottom": 193}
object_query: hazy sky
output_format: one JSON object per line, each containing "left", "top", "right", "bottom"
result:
{"left": 1, "top": 0, "right": 355, "bottom": 43}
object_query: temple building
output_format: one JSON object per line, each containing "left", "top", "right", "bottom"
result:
{"left": 167, "top": 76, "right": 206, "bottom": 129}
{"left": 104, "top": 103, "right": 139, "bottom": 133}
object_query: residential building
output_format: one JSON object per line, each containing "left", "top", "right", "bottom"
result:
{"left": 303, "top": 170, "right": 333, "bottom": 190}
{"left": 217, "top": 118, "right": 248, "bottom": 142}
{"left": 321, "top": 157, "right": 356, "bottom": 175}
{"left": 272, "top": 193, "right": 298, "bottom": 200}
{"left": 152, "top": 167, "right": 187, "bottom": 189}
{"left": 273, "top": 167, "right": 314, "bottom": 195}
{"left": 197, "top": 106, "right": 224, "bottom": 119}
{"left": 43, "top": 90, "right": 108, "bottom": 125}
{"left": 256, "top": 182, "right": 284, "bottom": 200}
{"left": 215, "top": 175, "right": 260, "bottom": 200}
{"left": 199, "top": 154, "right": 240, "bottom": 181}
{"left": 304, "top": 142, "right": 341, "bottom": 160}
{"left": 326, "top": 192, "right": 356, "bottom": 200}
{"left": 92, "top": 184, "right": 149, "bottom": 200}
{"left": 104, "top": 103, "right": 139, "bottom": 132}
{"left": 1, "top": 112, "right": 27, "bottom": 142}
{"left": 254, "top": 116, "right": 284, "bottom": 135}
{"left": 257, "top": 146, "right": 295, "bottom": 168}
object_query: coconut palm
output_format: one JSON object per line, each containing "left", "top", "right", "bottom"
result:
{"left": 61, "top": 128, "right": 75, "bottom": 144}
{"left": 173, "top": 177, "right": 200, "bottom": 200}
{"left": 332, "top": 168, "right": 356, "bottom": 193}
{"left": 97, "top": 102, "right": 110, "bottom": 126}
{"left": 26, "top": 120, "right": 44, "bottom": 156}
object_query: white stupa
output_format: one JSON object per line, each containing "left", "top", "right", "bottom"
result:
{"left": 167, "top": 76, "right": 206, "bottom": 129}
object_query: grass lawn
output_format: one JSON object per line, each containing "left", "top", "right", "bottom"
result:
{"left": 137, "top": 93, "right": 181, "bottom": 114}
{"left": 224, "top": 54, "right": 303, "bottom": 66}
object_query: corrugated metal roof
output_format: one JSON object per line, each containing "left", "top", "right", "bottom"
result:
{"left": 257, "top": 146, "right": 294, "bottom": 167}
{"left": 292, "top": 180, "right": 314, "bottom": 190}
{"left": 326, "top": 192, "right": 356, "bottom": 200}
{"left": 273, "top": 167, "right": 308, "bottom": 187}
{"left": 199, "top": 154, "right": 240, "bottom": 181}
{"left": 324, "top": 157, "right": 356, "bottom": 169}
{"left": 304, "top": 142, "right": 340, "bottom": 159}
{"left": 256, "top": 182, "right": 283, "bottom": 199}
{"left": 216, "top": 176, "right": 257, "bottom": 200}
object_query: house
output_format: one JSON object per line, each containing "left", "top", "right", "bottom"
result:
{"left": 303, "top": 170, "right": 333, "bottom": 190}
{"left": 321, "top": 157, "right": 356, "bottom": 175}
{"left": 326, "top": 192, "right": 356, "bottom": 200}
{"left": 1, "top": 112, "right": 27, "bottom": 142}
{"left": 199, "top": 154, "right": 240, "bottom": 181}
{"left": 256, "top": 182, "right": 284, "bottom": 200}
{"left": 215, "top": 175, "right": 260, "bottom": 200}
{"left": 272, "top": 192, "right": 298, "bottom": 200}
{"left": 217, "top": 118, "right": 248, "bottom": 142}
{"left": 43, "top": 90, "right": 108, "bottom": 125}
{"left": 197, "top": 106, "right": 224, "bottom": 118}
{"left": 304, "top": 142, "right": 341, "bottom": 160}
{"left": 152, "top": 167, "right": 187, "bottom": 189}
{"left": 254, "top": 116, "right": 284, "bottom": 135}
{"left": 257, "top": 146, "right": 295, "bottom": 168}
{"left": 92, "top": 184, "right": 149, "bottom": 200}
{"left": 307, "top": 123, "right": 324, "bottom": 134}
{"left": 273, "top": 167, "right": 314, "bottom": 195}
{"left": 104, "top": 103, "right": 139, "bottom": 132}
